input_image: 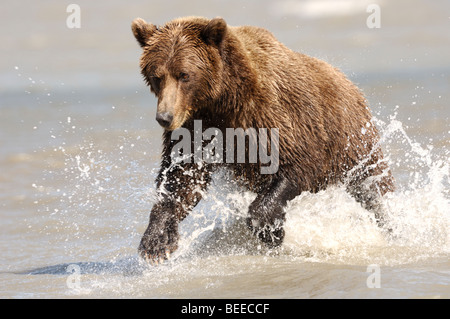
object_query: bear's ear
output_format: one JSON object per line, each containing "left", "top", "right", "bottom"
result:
{"left": 131, "top": 18, "right": 157, "bottom": 48}
{"left": 201, "top": 17, "right": 227, "bottom": 47}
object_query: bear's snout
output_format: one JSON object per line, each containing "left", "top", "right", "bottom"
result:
{"left": 156, "top": 112, "right": 174, "bottom": 129}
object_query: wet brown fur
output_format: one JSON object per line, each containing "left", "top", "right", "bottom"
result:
{"left": 132, "top": 16, "right": 394, "bottom": 262}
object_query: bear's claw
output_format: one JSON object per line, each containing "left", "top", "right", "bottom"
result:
{"left": 138, "top": 212, "right": 179, "bottom": 265}
{"left": 140, "top": 249, "right": 173, "bottom": 265}
{"left": 138, "top": 226, "right": 178, "bottom": 265}
{"left": 246, "top": 217, "right": 285, "bottom": 248}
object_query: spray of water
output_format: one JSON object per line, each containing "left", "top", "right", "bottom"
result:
{"left": 37, "top": 110, "right": 449, "bottom": 273}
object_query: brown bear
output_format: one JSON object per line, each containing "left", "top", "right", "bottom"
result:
{"left": 131, "top": 16, "right": 394, "bottom": 263}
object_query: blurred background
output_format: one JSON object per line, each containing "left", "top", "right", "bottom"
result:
{"left": 0, "top": 0, "right": 449, "bottom": 298}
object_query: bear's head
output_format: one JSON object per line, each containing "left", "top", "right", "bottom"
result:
{"left": 132, "top": 17, "right": 227, "bottom": 131}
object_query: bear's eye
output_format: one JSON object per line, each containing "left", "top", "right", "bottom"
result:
{"left": 179, "top": 72, "right": 190, "bottom": 82}
{"left": 149, "top": 76, "right": 161, "bottom": 92}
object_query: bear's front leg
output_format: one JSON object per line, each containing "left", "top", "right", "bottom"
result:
{"left": 138, "top": 163, "right": 210, "bottom": 264}
{"left": 138, "top": 198, "right": 179, "bottom": 263}
{"left": 247, "top": 176, "right": 299, "bottom": 248}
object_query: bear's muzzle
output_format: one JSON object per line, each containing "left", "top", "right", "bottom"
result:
{"left": 156, "top": 112, "right": 174, "bottom": 129}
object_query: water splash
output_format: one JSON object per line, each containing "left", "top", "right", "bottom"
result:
{"left": 37, "top": 112, "right": 449, "bottom": 269}
{"left": 280, "top": 114, "right": 449, "bottom": 265}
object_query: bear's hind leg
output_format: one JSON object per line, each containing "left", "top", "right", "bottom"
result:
{"left": 346, "top": 167, "right": 395, "bottom": 231}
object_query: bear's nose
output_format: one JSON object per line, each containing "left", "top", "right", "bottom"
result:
{"left": 156, "top": 112, "right": 173, "bottom": 128}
